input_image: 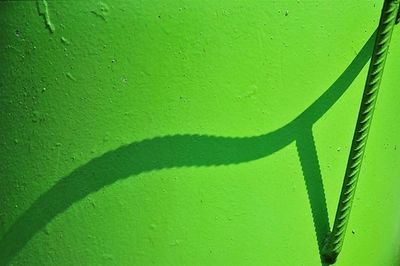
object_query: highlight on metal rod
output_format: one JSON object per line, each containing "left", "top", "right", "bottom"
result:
{"left": 321, "top": 0, "right": 400, "bottom": 264}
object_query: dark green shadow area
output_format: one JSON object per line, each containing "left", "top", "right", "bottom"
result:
{"left": 296, "top": 129, "right": 330, "bottom": 266}
{"left": 0, "top": 32, "right": 376, "bottom": 265}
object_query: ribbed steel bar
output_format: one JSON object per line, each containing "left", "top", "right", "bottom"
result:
{"left": 321, "top": 0, "right": 400, "bottom": 263}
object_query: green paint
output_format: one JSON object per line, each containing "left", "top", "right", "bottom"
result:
{"left": 1, "top": 1, "right": 400, "bottom": 265}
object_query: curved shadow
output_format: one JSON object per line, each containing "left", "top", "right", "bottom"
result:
{"left": 0, "top": 32, "right": 376, "bottom": 265}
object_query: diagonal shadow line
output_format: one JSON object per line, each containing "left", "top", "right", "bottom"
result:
{"left": 296, "top": 128, "right": 330, "bottom": 265}
{"left": 0, "top": 31, "right": 376, "bottom": 265}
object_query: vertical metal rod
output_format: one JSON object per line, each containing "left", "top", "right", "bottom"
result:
{"left": 321, "top": 0, "right": 400, "bottom": 263}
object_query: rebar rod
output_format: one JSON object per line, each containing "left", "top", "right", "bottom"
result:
{"left": 321, "top": 0, "right": 400, "bottom": 263}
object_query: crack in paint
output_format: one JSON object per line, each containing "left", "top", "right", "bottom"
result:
{"left": 37, "top": 0, "right": 55, "bottom": 33}
{"left": 91, "top": 1, "right": 109, "bottom": 21}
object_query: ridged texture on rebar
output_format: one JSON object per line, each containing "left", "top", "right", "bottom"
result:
{"left": 322, "top": 0, "right": 400, "bottom": 263}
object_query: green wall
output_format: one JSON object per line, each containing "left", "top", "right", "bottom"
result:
{"left": 1, "top": 1, "right": 400, "bottom": 265}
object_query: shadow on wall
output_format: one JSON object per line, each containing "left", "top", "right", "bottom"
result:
{"left": 0, "top": 31, "right": 376, "bottom": 266}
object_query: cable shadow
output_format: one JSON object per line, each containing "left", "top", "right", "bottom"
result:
{"left": 296, "top": 129, "right": 330, "bottom": 265}
{"left": 0, "top": 31, "right": 376, "bottom": 265}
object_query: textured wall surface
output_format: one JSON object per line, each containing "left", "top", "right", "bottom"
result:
{"left": 1, "top": 1, "right": 400, "bottom": 265}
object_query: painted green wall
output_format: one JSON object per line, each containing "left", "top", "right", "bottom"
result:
{"left": 1, "top": 1, "right": 400, "bottom": 265}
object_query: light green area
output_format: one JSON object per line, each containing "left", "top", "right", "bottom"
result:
{"left": 0, "top": 1, "right": 399, "bottom": 265}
